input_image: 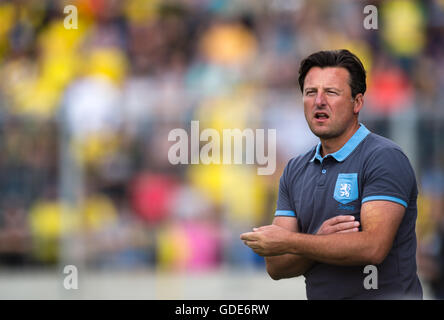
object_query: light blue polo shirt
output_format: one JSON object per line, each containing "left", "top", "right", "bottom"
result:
{"left": 276, "top": 123, "right": 423, "bottom": 299}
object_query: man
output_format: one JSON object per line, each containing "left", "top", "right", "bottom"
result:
{"left": 241, "top": 49, "right": 423, "bottom": 299}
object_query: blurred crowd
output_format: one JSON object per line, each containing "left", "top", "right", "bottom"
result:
{"left": 0, "top": 0, "right": 443, "bottom": 298}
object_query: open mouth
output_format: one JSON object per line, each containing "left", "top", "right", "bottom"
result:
{"left": 314, "top": 112, "right": 329, "bottom": 120}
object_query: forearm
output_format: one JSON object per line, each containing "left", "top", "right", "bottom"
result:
{"left": 287, "top": 231, "right": 379, "bottom": 266}
{"left": 265, "top": 254, "right": 314, "bottom": 280}
{"left": 243, "top": 203, "right": 400, "bottom": 267}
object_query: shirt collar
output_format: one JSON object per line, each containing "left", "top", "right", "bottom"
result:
{"left": 309, "top": 123, "right": 370, "bottom": 163}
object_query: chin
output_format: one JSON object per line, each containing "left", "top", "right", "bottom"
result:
{"left": 309, "top": 124, "right": 328, "bottom": 137}
{"left": 311, "top": 126, "right": 338, "bottom": 139}
{"left": 314, "top": 132, "right": 334, "bottom": 139}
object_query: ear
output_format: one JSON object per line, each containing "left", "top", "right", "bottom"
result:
{"left": 352, "top": 93, "right": 364, "bottom": 114}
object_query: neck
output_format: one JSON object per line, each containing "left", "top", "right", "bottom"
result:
{"left": 320, "top": 122, "right": 360, "bottom": 157}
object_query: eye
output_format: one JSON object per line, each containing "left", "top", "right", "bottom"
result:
{"left": 305, "top": 90, "right": 316, "bottom": 96}
{"left": 326, "top": 90, "right": 339, "bottom": 95}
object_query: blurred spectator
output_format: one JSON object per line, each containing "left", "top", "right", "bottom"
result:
{"left": 28, "top": 186, "right": 78, "bottom": 264}
{"left": 417, "top": 162, "right": 444, "bottom": 299}
{"left": 129, "top": 172, "right": 179, "bottom": 224}
{"left": 366, "top": 57, "right": 414, "bottom": 115}
{"left": 381, "top": 0, "right": 426, "bottom": 58}
{"left": 0, "top": 198, "right": 32, "bottom": 266}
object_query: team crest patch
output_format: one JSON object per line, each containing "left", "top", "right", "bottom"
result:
{"left": 334, "top": 173, "right": 358, "bottom": 204}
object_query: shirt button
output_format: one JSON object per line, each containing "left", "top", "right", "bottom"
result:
{"left": 321, "top": 169, "right": 327, "bottom": 174}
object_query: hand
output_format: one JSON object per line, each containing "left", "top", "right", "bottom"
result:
{"left": 240, "top": 224, "right": 292, "bottom": 256}
{"left": 316, "top": 215, "right": 360, "bottom": 235}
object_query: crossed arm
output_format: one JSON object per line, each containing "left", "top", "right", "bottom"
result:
{"left": 240, "top": 200, "right": 405, "bottom": 280}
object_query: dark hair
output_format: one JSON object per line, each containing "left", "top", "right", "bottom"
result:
{"left": 298, "top": 49, "right": 366, "bottom": 98}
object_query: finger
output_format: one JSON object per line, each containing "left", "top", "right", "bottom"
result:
{"left": 253, "top": 250, "right": 267, "bottom": 257}
{"left": 251, "top": 248, "right": 264, "bottom": 256}
{"left": 240, "top": 232, "right": 260, "bottom": 241}
{"left": 321, "top": 216, "right": 355, "bottom": 229}
{"left": 255, "top": 250, "right": 280, "bottom": 257}
{"left": 334, "top": 221, "right": 360, "bottom": 232}
{"left": 244, "top": 240, "right": 260, "bottom": 249}
{"left": 330, "top": 215, "right": 355, "bottom": 225}
{"left": 337, "top": 227, "right": 359, "bottom": 233}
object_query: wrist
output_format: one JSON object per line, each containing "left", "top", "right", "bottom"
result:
{"left": 286, "top": 232, "right": 302, "bottom": 255}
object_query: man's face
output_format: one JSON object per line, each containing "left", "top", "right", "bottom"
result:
{"left": 303, "top": 66, "right": 358, "bottom": 139}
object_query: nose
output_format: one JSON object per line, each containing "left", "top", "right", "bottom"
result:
{"left": 315, "top": 92, "right": 327, "bottom": 107}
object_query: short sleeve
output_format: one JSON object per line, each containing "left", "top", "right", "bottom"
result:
{"left": 362, "top": 148, "right": 417, "bottom": 208}
{"left": 275, "top": 161, "right": 296, "bottom": 217}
